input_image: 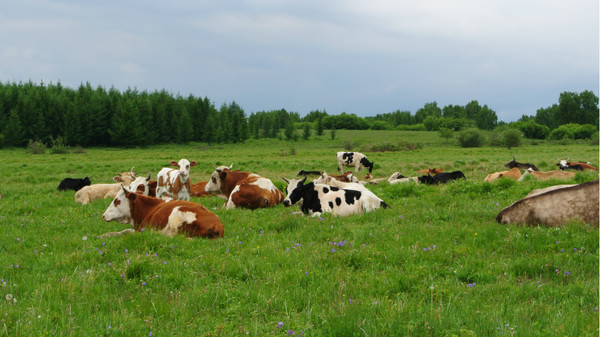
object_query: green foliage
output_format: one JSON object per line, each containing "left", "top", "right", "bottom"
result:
{"left": 456, "top": 128, "right": 486, "bottom": 147}
{"left": 438, "top": 127, "right": 454, "bottom": 144}
{"left": 501, "top": 128, "right": 523, "bottom": 149}
{"left": 26, "top": 139, "right": 46, "bottom": 154}
{"left": 510, "top": 120, "right": 550, "bottom": 139}
{"left": 369, "top": 120, "right": 391, "bottom": 130}
{"left": 49, "top": 136, "right": 70, "bottom": 154}
{"left": 548, "top": 124, "right": 579, "bottom": 140}
{"left": 574, "top": 124, "right": 597, "bottom": 139}
{"left": 395, "top": 123, "right": 426, "bottom": 131}
{"left": 302, "top": 123, "right": 311, "bottom": 140}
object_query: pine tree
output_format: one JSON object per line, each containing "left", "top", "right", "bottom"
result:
{"left": 4, "top": 109, "right": 25, "bottom": 146}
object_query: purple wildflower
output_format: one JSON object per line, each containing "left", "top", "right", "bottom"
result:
{"left": 331, "top": 248, "right": 336, "bottom": 253}
{"left": 287, "top": 330, "right": 294, "bottom": 335}
{"left": 468, "top": 283, "right": 476, "bottom": 288}
{"left": 564, "top": 271, "right": 571, "bottom": 276}
{"left": 277, "top": 321, "right": 284, "bottom": 328}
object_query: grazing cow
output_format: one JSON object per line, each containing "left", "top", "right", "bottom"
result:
{"left": 416, "top": 168, "right": 444, "bottom": 175}
{"left": 282, "top": 177, "right": 388, "bottom": 217}
{"left": 156, "top": 159, "right": 197, "bottom": 201}
{"left": 57, "top": 177, "right": 91, "bottom": 191}
{"left": 517, "top": 168, "right": 575, "bottom": 182}
{"left": 504, "top": 156, "right": 538, "bottom": 171}
{"left": 101, "top": 186, "right": 224, "bottom": 238}
{"left": 496, "top": 180, "right": 599, "bottom": 227}
{"left": 418, "top": 171, "right": 466, "bottom": 184}
{"left": 557, "top": 159, "right": 598, "bottom": 171}
{"left": 74, "top": 168, "right": 137, "bottom": 205}
{"left": 337, "top": 152, "right": 374, "bottom": 173}
{"left": 314, "top": 171, "right": 359, "bottom": 184}
{"left": 297, "top": 170, "right": 322, "bottom": 176}
{"left": 205, "top": 168, "right": 284, "bottom": 209}
{"left": 483, "top": 167, "right": 522, "bottom": 183}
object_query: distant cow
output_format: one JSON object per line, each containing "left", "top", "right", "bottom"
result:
{"left": 205, "top": 168, "right": 284, "bottom": 209}
{"left": 156, "top": 159, "right": 197, "bottom": 201}
{"left": 297, "top": 170, "right": 322, "bottom": 176}
{"left": 74, "top": 168, "right": 137, "bottom": 205}
{"left": 557, "top": 159, "right": 598, "bottom": 172}
{"left": 282, "top": 177, "right": 388, "bottom": 217}
{"left": 483, "top": 167, "right": 522, "bottom": 183}
{"left": 57, "top": 177, "right": 91, "bottom": 191}
{"left": 418, "top": 171, "right": 466, "bottom": 184}
{"left": 517, "top": 168, "right": 575, "bottom": 182}
{"left": 314, "top": 171, "right": 359, "bottom": 184}
{"left": 496, "top": 180, "right": 599, "bottom": 227}
{"left": 416, "top": 168, "right": 444, "bottom": 175}
{"left": 337, "top": 152, "right": 374, "bottom": 173}
{"left": 388, "top": 172, "right": 419, "bottom": 185}
{"left": 101, "top": 186, "right": 224, "bottom": 238}
{"left": 504, "top": 156, "right": 538, "bottom": 171}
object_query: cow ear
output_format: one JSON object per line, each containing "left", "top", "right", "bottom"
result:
{"left": 113, "top": 176, "right": 123, "bottom": 183}
{"left": 190, "top": 161, "right": 197, "bottom": 167}
{"left": 300, "top": 176, "right": 307, "bottom": 184}
{"left": 282, "top": 177, "right": 289, "bottom": 184}
{"left": 219, "top": 170, "right": 228, "bottom": 180}
{"left": 170, "top": 161, "right": 178, "bottom": 167}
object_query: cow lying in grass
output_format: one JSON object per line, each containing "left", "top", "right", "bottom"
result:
{"left": 517, "top": 168, "right": 575, "bottom": 182}
{"left": 282, "top": 177, "right": 388, "bottom": 217}
{"left": 100, "top": 186, "right": 224, "bottom": 239}
{"left": 496, "top": 180, "right": 598, "bottom": 227}
{"left": 74, "top": 168, "right": 137, "bottom": 205}
{"left": 57, "top": 176, "right": 91, "bottom": 191}
{"left": 205, "top": 168, "right": 284, "bottom": 209}
{"left": 483, "top": 167, "right": 522, "bottom": 183}
{"left": 418, "top": 171, "right": 466, "bottom": 184}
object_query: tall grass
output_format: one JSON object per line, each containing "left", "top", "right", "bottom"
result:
{"left": 0, "top": 130, "right": 598, "bottom": 336}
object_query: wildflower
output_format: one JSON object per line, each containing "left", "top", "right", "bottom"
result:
{"left": 468, "top": 283, "right": 476, "bottom": 288}
{"left": 5, "top": 294, "right": 13, "bottom": 301}
{"left": 305, "top": 272, "right": 309, "bottom": 275}
{"left": 288, "top": 329, "right": 295, "bottom": 335}
{"left": 564, "top": 271, "right": 571, "bottom": 276}
{"left": 238, "top": 241, "right": 241, "bottom": 245}
{"left": 318, "top": 216, "right": 324, "bottom": 221}
{"left": 331, "top": 248, "right": 336, "bottom": 253}
{"left": 277, "top": 321, "right": 284, "bottom": 328}
{"left": 286, "top": 247, "right": 290, "bottom": 252}
{"left": 82, "top": 236, "right": 87, "bottom": 241}
{"left": 573, "top": 248, "right": 577, "bottom": 251}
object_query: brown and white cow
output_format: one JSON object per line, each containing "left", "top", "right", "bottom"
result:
{"left": 128, "top": 173, "right": 157, "bottom": 197}
{"left": 74, "top": 168, "right": 137, "bottom": 205}
{"left": 496, "top": 180, "right": 599, "bottom": 227}
{"left": 517, "top": 168, "right": 575, "bottom": 182}
{"left": 204, "top": 168, "right": 284, "bottom": 209}
{"left": 101, "top": 186, "right": 224, "bottom": 238}
{"left": 156, "top": 159, "right": 197, "bottom": 201}
{"left": 314, "top": 171, "right": 359, "bottom": 184}
{"left": 483, "top": 167, "right": 522, "bottom": 183}
{"left": 557, "top": 159, "right": 598, "bottom": 171}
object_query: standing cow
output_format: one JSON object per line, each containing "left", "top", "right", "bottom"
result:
{"left": 337, "top": 152, "right": 374, "bottom": 173}
{"left": 156, "top": 159, "right": 197, "bottom": 201}
{"left": 101, "top": 186, "right": 224, "bottom": 238}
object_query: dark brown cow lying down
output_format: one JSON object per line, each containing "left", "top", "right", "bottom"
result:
{"left": 496, "top": 180, "right": 599, "bottom": 227}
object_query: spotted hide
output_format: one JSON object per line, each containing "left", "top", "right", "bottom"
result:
{"left": 156, "top": 158, "right": 197, "bottom": 201}
{"left": 282, "top": 177, "right": 388, "bottom": 217}
{"left": 205, "top": 168, "right": 284, "bottom": 209}
{"left": 101, "top": 186, "right": 224, "bottom": 238}
{"left": 337, "top": 151, "right": 374, "bottom": 173}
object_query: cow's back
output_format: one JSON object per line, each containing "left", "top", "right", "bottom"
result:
{"left": 226, "top": 176, "right": 284, "bottom": 209}
{"left": 140, "top": 200, "right": 224, "bottom": 238}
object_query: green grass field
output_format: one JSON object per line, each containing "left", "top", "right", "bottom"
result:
{"left": 1, "top": 130, "right": 598, "bottom": 336}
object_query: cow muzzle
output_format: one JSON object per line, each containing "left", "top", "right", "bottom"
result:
{"left": 283, "top": 199, "right": 291, "bottom": 207}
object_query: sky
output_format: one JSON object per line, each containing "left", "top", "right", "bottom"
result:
{"left": 1, "top": 0, "right": 598, "bottom": 122}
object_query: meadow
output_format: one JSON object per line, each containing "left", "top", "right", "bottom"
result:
{"left": 0, "top": 130, "right": 598, "bottom": 336}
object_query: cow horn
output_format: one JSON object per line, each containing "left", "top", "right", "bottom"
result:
{"left": 282, "top": 177, "right": 289, "bottom": 183}
{"left": 300, "top": 176, "right": 307, "bottom": 184}
{"left": 146, "top": 172, "right": 152, "bottom": 180}
{"left": 229, "top": 163, "right": 233, "bottom": 169}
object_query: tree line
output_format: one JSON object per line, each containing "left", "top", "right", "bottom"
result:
{"left": 0, "top": 81, "right": 597, "bottom": 147}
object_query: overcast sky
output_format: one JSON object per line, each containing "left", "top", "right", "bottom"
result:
{"left": 1, "top": 0, "right": 597, "bottom": 122}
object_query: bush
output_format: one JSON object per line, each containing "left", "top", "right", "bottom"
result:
{"left": 369, "top": 121, "right": 392, "bottom": 130}
{"left": 548, "top": 124, "right": 577, "bottom": 140}
{"left": 510, "top": 120, "right": 550, "bottom": 139}
{"left": 456, "top": 128, "right": 486, "bottom": 147}
{"left": 575, "top": 124, "right": 597, "bottom": 139}
{"left": 395, "top": 124, "right": 426, "bottom": 131}
{"left": 501, "top": 128, "right": 522, "bottom": 149}
{"left": 26, "top": 139, "right": 46, "bottom": 154}
{"left": 50, "top": 136, "right": 70, "bottom": 154}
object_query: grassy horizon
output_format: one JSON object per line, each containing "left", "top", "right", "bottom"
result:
{"left": 0, "top": 130, "right": 598, "bottom": 336}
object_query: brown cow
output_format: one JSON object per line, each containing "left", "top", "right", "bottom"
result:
{"left": 496, "top": 180, "right": 599, "bottom": 227}
{"left": 517, "top": 168, "right": 575, "bottom": 182}
{"left": 204, "top": 168, "right": 284, "bottom": 209}
{"left": 101, "top": 186, "right": 224, "bottom": 238}
{"left": 416, "top": 168, "right": 444, "bottom": 175}
{"left": 483, "top": 167, "right": 522, "bottom": 182}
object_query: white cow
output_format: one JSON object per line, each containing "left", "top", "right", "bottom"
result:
{"left": 337, "top": 152, "right": 374, "bottom": 173}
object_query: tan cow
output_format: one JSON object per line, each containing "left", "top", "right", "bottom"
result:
{"left": 517, "top": 168, "right": 575, "bottom": 182}
{"left": 496, "top": 180, "right": 599, "bottom": 227}
{"left": 74, "top": 168, "right": 137, "bottom": 205}
{"left": 484, "top": 167, "right": 522, "bottom": 182}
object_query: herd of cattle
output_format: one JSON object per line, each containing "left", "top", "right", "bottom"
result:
{"left": 57, "top": 152, "right": 599, "bottom": 239}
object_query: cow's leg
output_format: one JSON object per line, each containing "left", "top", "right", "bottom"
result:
{"left": 98, "top": 228, "right": 135, "bottom": 238}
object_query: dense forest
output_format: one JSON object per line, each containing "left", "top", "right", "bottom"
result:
{"left": 0, "top": 81, "right": 597, "bottom": 147}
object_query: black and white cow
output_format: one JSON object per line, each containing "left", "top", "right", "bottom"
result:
{"left": 282, "top": 177, "right": 388, "bottom": 217}
{"left": 57, "top": 177, "right": 92, "bottom": 191}
{"left": 337, "top": 152, "right": 374, "bottom": 173}
{"left": 418, "top": 171, "right": 466, "bottom": 184}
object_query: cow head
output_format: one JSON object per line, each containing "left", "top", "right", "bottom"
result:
{"left": 557, "top": 159, "right": 569, "bottom": 169}
{"left": 205, "top": 169, "right": 227, "bottom": 193}
{"left": 360, "top": 157, "right": 374, "bottom": 173}
{"left": 282, "top": 177, "right": 307, "bottom": 207}
{"left": 214, "top": 163, "right": 233, "bottom": 173}
{"left": 113, "top": 167, "right": 137, "bottom": 185}
{"left": 504, "top": 156, "right": 518, "bottom": 169}
{"left": 128, "top": 173, "right": 152, "bottom": 195}
{"left": 170, "top": 159, "right": 197, "bottom": 179}
{"left": 102, "top": 186, "right": 136, "bottom": 225}
{"left": 82, "top": 177, "right": 92, "bottom": 186}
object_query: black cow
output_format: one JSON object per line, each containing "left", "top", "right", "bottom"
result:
{"left": 418, "top": 171, "right": 466, "bottom": 185}
{"left": 57, "top": 177, "right": 92, "bottom": 191}
{"left": 297, "top": 170, "right": 322, "bottom": 176}
{"left": 504, "top": 156, "right": 538, "bottom": 171}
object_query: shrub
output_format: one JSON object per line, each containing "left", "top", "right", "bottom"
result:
{"left": 501, "top": 128, "right": 522, "bottom": 149}
{"left": 574, "top": 124, "right": 597, "bottom": 139}
{"left": 456, "top": 128, "right": 486, "bottom": 147}
{"left": 50, "top": 136, "right": 70, "bottom": 154}
{"left": 510, "top": 121, "right": 550, "bottom": 139}
{"left": 369, "top": 121, "right": 391, "bottom": 130}
{"left": 26, "top": 139, "right": 46, "bottom": 154}
{"left": 395, "top": 124, "right": 426, "bottom": 131}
